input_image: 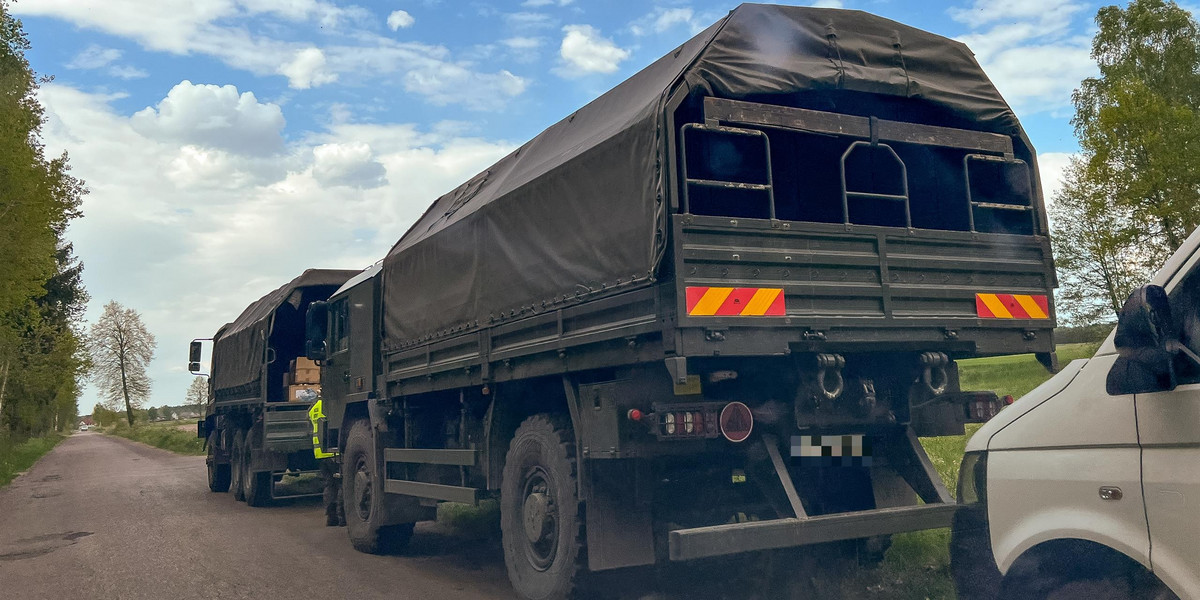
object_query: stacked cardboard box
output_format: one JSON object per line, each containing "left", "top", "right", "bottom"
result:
{"left": 284, "top": 357, "right": 321, "bottom": 402}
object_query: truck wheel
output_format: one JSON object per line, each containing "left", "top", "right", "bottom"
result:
{"left": 206, "top": 431, "right": 231, "bottom": 493}
{"left": 242, "top": 426, "right": 272, "bottom": 507}
{"left": 500, "top": 415, "right": 583, "bottom": 600}
{"left": 342, "top": 419, "right": 414, "bottom": 554}
{"left": 231, "top": 428, "right": 247, "bottom": 502}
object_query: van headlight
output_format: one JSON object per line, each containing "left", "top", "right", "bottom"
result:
{"left": 957, "top": 451, "right": 988, "bottom": 505}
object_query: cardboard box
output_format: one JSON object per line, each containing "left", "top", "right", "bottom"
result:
{"left": 287, "top": 384, "right": 320, "bottom": 403}
{"left": 292, "top": 366, "right": 320, "bottom": 384}
{"left": 293, "top": 357, "right": 318, "bottom": 371}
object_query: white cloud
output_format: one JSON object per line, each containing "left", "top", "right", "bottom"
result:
{"left": 39, "top": 83, "right": 517, "bottom": 412}
{"left": 67, "top": 45, "right": 122, "bottom": 69}
{"left": 653, "top": 8, "right": 695, "bottom": 33}
{"left": 949, "top": 0, "right": 1084, "bottom": 29}
{"left": 279, "top": 47, "right": 338, "bottom": 89}
{"left": 522, "top": 0, "right": 573, "bottom": 6}
{"left": 557, "top": 24, "right": 630, "bottom": 76}
{"left": 502, "top": 36, "right": 543, "bottom": 50}
{"left": 109, "top": 65, "right": 150, "bottom": 79}
{"left": 505, "top": 12, "right": 557, "bottom": 31}
{"left": 131, "top": 81, "right": 287, "bottom": 155}
{"left": 1037, "top": 152, "right": 1074, "bottom": 205}
{"left": 14, "top": 0, "right": 527, "bottom": 110}
{"left": 810, "top": 0, "right": 844, "bottom": 7}
{"left": 501, "top": 36, "right": 544, "bottom": 63}
{"left": 387, "top": 10, "right": 415, "bottom": 30}
{"left": 949, "top": 0, "right": 1096, "bottom": 114}
{"left": 312, "top": 142, "right": 387, "bottom": 188}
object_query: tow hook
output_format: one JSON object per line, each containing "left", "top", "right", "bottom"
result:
{"left": 920, "top": 352, "right": 949, "bottom": 394}
{"left": 816, "top": 353, "right": 845, "bottom": 400}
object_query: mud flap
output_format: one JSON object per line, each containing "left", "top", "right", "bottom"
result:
{"left": 585, "top": 460, "right": 656, "bottom": 571}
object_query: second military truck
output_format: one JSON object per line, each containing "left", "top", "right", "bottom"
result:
{"left": 193, "top": 269, "right": 357, "bottom": 506}
{"left": 306, "top": 4, "right": 1057, "bottom": 599}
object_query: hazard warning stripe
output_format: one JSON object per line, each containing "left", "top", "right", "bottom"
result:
{"left": 976, "top": 293, "right": 1049, "bottom": 319}
{"left": 686, "top": 287, "right": 785, "bottom": 316}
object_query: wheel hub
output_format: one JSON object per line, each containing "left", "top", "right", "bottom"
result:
{"left": 354, "top": 463, "right": 372, "bottom": 521}
{"left": 523, "top": 491, "right": 551, "bottom": 543}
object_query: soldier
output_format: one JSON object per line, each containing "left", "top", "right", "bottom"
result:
{"left": 309, "top": 398, "right": 344, "bottom": 526}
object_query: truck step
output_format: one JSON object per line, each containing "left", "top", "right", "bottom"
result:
{"left": 383, "top": 479, "right": 480, "bottom": 505}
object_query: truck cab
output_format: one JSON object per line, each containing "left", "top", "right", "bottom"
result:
{"left": 952, "top": 228, "right": 1200, "bottom": 600}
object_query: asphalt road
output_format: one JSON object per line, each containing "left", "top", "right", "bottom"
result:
{"left": 0, "top": 432, "right": 518, "bottom": 600}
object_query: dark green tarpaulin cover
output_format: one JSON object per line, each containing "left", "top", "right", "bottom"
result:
{"left": 211, "top": 269, "right": 358, "bottom": 397}
{"left": 381, "top": 3, "right": 1031, "bottom": 348}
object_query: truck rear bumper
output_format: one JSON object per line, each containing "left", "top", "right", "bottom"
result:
{"left": 668, "top": 503, "right": 957, "bottom": 561}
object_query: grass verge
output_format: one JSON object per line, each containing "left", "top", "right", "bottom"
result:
{"left": 0, "top": 433, "right": 65, "bottom": 487}
{"left": 103, "top": 420, "right": 206, "bottom": 455}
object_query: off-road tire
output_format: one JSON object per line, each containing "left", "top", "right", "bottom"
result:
{"left": 231, "top": 428, "right": 247, "bottom": 501}
{"left": 243, "top": 427, "right": 272, "bottom": 507}
{"left": 342, "top": 419, "right": 414, "bottom": 554}
{"left": 500, "top": 415, "right": 584, "bottom": 600}
{"left": 206, "top": 431, "right": 231, "bottom": 493}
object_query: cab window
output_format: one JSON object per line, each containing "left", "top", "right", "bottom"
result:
{"left": 329, "top": 299, "right": 349, "bottom": 354}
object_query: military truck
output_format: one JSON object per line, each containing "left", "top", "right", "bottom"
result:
{"left": 305, "top": 4, "right": 1057, "bottom": 598}
{"left": 191, "top": 268, "right": 357, "bottom": 506}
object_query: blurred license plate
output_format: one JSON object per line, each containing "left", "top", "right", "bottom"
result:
{"left": 790, "top": 434, "right": 872, "bottom": 467}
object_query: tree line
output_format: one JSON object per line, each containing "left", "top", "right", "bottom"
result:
{"left": 1052, "top": 0, "right": 1200, "bottom": 324}
{"left": 0, "top": 1, "right": 88, "bottom": 437}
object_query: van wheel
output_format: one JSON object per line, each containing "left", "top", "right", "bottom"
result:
{"left": 231, "top": 429, "right": 247, "bottom": 502}
{"left": 500, "top": 415, "right": 583, "bottom": 600}
{"left": 342, "top": 419, "right": 413, "bottom": 554}
{"left": 206, "top": 432, "right": 230, "bottom": 492}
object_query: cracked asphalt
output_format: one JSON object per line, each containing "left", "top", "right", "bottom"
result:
{"left": 0, "top": 432, "right": 518, "bottom": 600}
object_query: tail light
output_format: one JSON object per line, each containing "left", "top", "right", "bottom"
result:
{"left": 653, "top": 404, "right": 722, "bottom": 439}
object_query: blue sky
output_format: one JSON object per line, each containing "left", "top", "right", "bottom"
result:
{"left": 12, "top": 0, "right": 1160, "bottom": 412}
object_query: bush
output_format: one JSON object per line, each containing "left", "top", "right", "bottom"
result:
{"left": 0, "top": 433, "right": 64, "bottom": 487}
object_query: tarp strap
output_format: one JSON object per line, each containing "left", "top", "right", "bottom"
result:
{"left": 825, "top": 23, "right": 845, "bottom": 88}
{"left": 892, "top": 30, "right": 913, "bottom": 97}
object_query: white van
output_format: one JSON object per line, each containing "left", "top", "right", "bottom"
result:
{"left": 951, "top": 228, "right": 1200, "bottom": 600}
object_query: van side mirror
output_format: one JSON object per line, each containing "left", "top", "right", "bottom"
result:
{"left": 188, "top": 340, "right": 203, "bottom": 374}
{"left": 1107, "top": 285, "right": 1177, "bottom": 395}
{"left": 305, "top": 301, "right": 329, "bottom": 362}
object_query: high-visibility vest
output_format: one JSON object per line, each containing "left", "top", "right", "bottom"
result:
{"left": 308, "top": 399, "right": 337, "bottom": 460}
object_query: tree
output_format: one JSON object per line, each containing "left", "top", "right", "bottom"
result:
{"left": 185, "top": 377, "right": 208, "bottom": 410}
{"left": 147, "top": 406, "right": 159, "bottom": 421}
{"left": 0, "top": 1, "right": 87, "bottom": 436}
{"left": 88, "top": 302, "right": 157, "bottom": 427}
{"left": 1055, "top": 0, "right": 1200, "bottom": 323}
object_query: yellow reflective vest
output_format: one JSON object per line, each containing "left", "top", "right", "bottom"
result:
{"left": 308, "top": 399, "right": 337, "bottom": 459}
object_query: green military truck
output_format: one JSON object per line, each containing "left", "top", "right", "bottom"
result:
{"left": 192, "top": 269, "right": 356, "bottom": 506}
{"left": 305, "top": 4, "right": 1057, "bottom": 598}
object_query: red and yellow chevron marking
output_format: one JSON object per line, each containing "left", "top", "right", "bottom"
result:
{"left": 976, "top": 293, "right": 1050, "bottom": 319}
{"left": 686, "top": 287, "right": 785, "bottom": 317}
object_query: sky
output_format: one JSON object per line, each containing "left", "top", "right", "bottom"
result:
{"left": 13, "top": 0, "right": 1184, "bottom": 413}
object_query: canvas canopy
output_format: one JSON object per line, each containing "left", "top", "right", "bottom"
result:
{"left": 381, "top": 3, "right": 1031, "bottom": 347}
{"left": 211, "top": 269, "right": 357, "bottom": 397}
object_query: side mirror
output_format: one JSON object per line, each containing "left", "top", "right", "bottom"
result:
{"left": 305, "top": 301, "right": 329, "bottom": 361}
{"left": 1107, "top": 285, "right": 1177, "bottom": 395}
{"left": 188, "top": 340, "right": 203, "bottom": 374}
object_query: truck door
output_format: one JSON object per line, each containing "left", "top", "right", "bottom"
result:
{"left": 1136, "top": 250, "right": 1200, "bottom": 599}
{"left": 322, "top": 283, "right": 376, "bottom": 407}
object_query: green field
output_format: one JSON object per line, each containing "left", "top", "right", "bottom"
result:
{"left": 0, "top": 433, "right": 65, "bottom": 487}
{"left": 102, "top": 420, "right": 206, "bottom": 455}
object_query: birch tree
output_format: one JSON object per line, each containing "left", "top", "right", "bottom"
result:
{"left": 88, "top": 302, "right": 156, "bottom": 427}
